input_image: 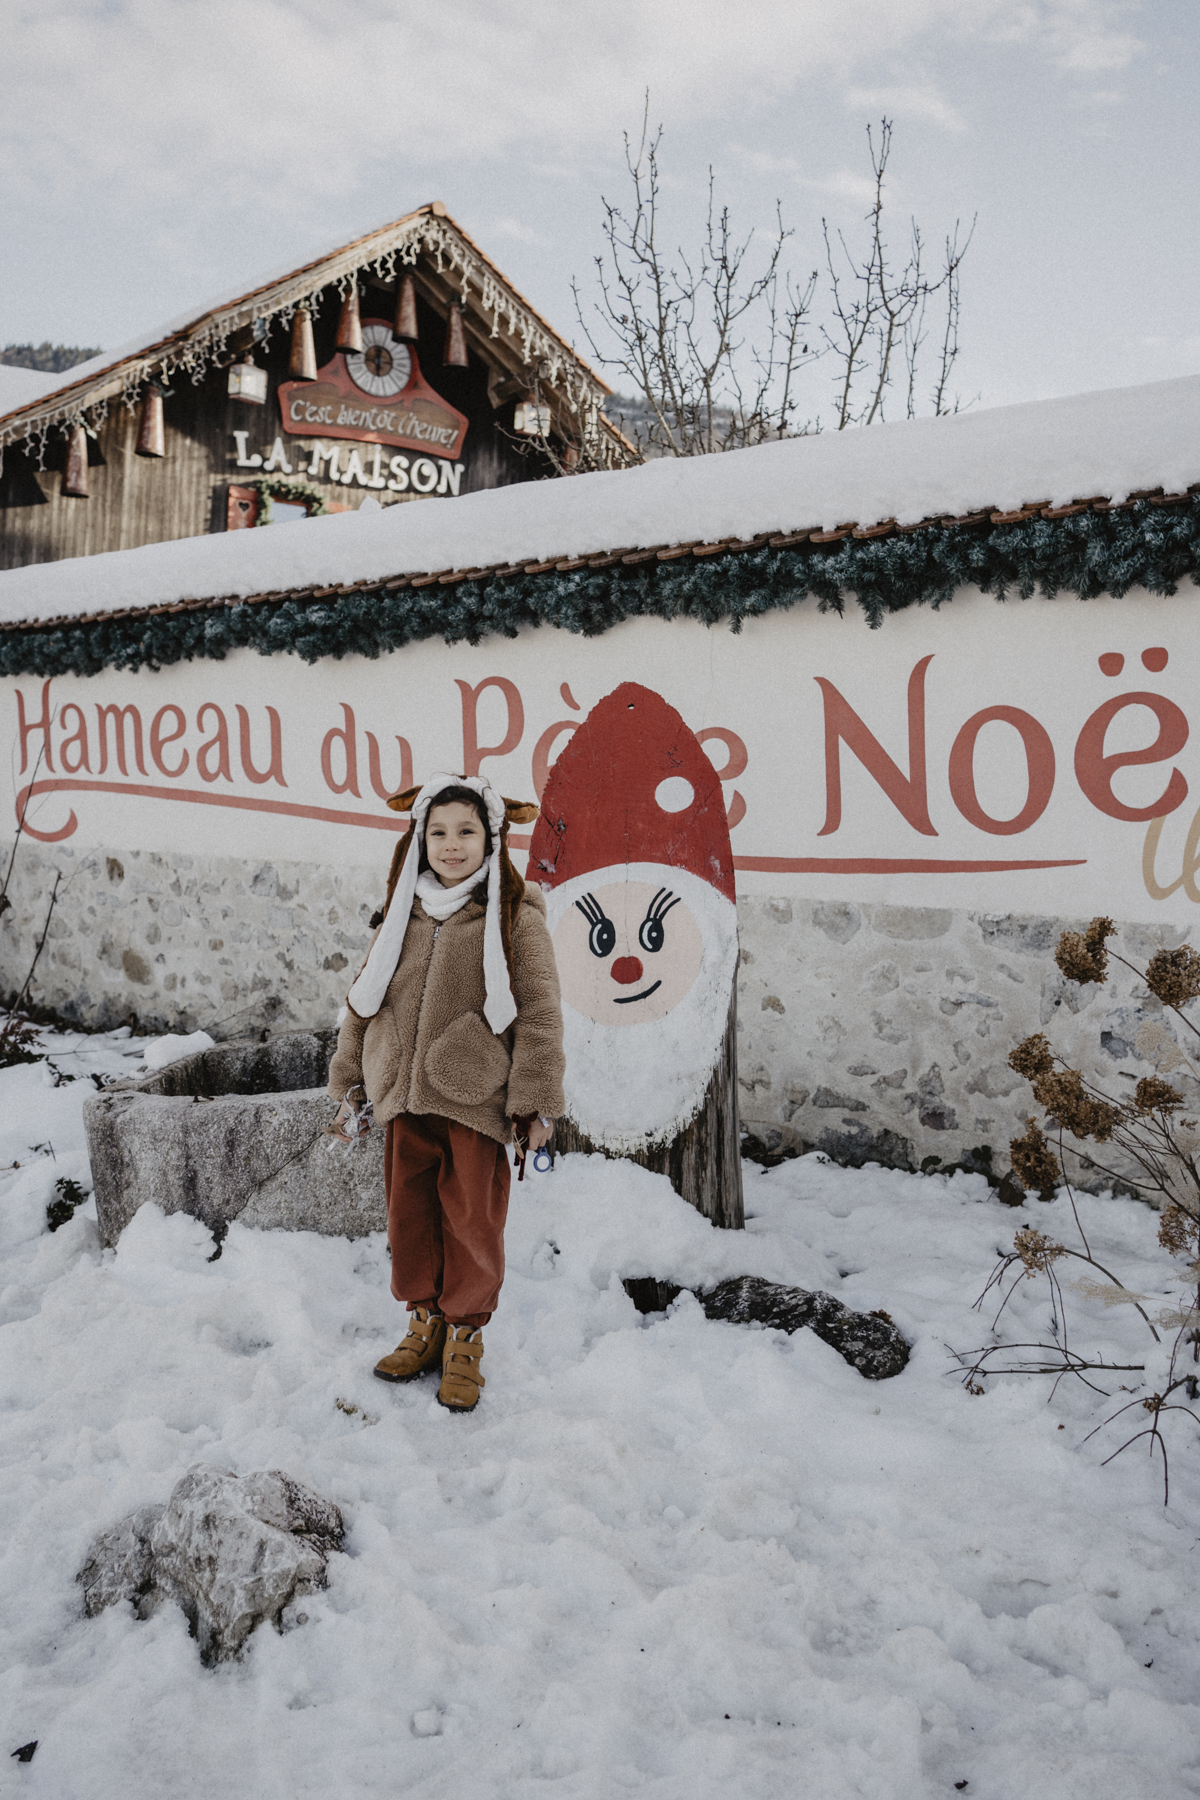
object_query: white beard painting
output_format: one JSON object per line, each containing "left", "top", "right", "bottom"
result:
{"left": 545, "top": 862, "right": 739, "bottom": 1151}
{"left": 527, "top": 681, "right": 741, "bottom": 1158}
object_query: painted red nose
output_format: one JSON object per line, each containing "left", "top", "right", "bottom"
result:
{"left": 611, "top": 956, "right": 644, "bottom": 985}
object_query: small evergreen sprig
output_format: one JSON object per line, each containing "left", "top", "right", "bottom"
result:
{"left": 46, "top": 1176, "right": 86, "bottom": 1232}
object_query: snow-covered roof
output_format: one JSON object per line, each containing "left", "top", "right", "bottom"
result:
{"left": 2, "top": 370, "right": 1198, "bottom": 633}
{"left": 0, "top": 364, "right": 63, "bottom": 414}
{"left": 0, "top": 203, "right": 615, "bottom": 456}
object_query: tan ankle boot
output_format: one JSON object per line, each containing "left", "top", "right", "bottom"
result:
{"left": 437, "top": 1326, "right": 485, "bottom": 1412}
{"left": 374, "top": 1307, "right": 446, "bottom": 1382}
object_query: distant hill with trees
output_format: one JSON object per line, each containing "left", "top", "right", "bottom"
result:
{"left": 0, "top": 343, "right": 102, "bottom": 374}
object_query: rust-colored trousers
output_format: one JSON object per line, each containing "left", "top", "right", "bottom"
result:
{"left": 383, "top": 1113, "right": 511, "bottom": 1327}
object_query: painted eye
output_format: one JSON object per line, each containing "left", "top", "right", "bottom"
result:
{"left": 589, "top": 917, "right": 616, "bottom": 957}
{"left": 638, "top": 888, "right": 680, "bottom": 954}
{"left": 639, "top": 914, "right": 664, "bottom": 954}
{"left": 575, "top": 893, "right": 616, "bottom": 958}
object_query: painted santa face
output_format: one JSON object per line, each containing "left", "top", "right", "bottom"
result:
{"left": 544, "top": 861, "right": 740, "bottom": 1152}
{"left": 552, "top": 879, "right": 704, "bottom": 1025}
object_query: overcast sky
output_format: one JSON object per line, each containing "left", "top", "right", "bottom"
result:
{"left": 1, "top": 0, "right": 1195, "bottom": 420}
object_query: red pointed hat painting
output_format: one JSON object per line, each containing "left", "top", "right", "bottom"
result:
{"left": 528, "top": 683, "right": 739, "bottom": 1154}
{"left": 530, "top": 683, "right": 735, "bottom": 903}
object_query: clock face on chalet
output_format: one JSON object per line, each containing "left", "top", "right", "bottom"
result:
{"left": 345, "top": 324, "right": 412, "bottom": 398}
{"left": 277, "top": 316, "right": 469, "bottom": 459}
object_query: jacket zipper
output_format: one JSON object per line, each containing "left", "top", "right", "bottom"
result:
{"left": 404, "top": 916, "right": 441, "bottom": 1112}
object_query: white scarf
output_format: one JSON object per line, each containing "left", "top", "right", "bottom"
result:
{"left": 414, "top": 867, "right": 485, "bottom": 920}
{"left": 347, "top": 773, "right": 517, "bottom": 1035}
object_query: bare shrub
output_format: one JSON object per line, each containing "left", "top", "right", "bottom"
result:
{"left": 954, "top": 920, "right": 1200, "bottom": 1501}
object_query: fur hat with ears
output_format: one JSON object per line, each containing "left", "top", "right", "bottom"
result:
{"left": 347, "top": 774, "right": 538, "bottom": 1033}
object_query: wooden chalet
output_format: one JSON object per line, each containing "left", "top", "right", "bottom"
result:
{"left": 0, "top": 203, "right": 631, "bottom": 573}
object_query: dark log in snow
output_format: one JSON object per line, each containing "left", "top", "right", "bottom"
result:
{"left": 623, "top": 1274, "right": 910, "bottom": 1380}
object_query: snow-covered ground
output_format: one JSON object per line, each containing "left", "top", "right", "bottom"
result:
{"left": 2, "top": 1030, "right": 1199, "bottom": 1799}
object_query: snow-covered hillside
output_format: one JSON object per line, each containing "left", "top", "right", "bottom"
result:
{"left": 2, "top": 1030, "right": 1198, "bottom": 1798}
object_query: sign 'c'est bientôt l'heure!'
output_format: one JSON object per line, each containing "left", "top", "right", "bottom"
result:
{"left": 277, "top": 320, "right": 468, "bottom": 461}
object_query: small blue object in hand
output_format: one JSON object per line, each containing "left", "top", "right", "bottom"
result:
{"left": 533, "top": 1146, "right": 553, "bottom": 1173}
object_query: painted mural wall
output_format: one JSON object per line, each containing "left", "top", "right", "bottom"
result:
{"left": 3, "top": 588, "right": 1197, "bottom": 1167}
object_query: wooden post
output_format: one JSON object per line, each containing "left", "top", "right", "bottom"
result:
{"left": 554, "top": 986, "right": 743, "bottom": 1228}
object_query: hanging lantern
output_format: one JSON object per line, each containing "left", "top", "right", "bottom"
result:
{"left": 289, "top": 306, "right": 318, "bottom": 381}
{"left": 135, "top": 384, "right": 166, "bottom": 458}
{"left": 443, "top": 301, "right": 469, "bottom": 368}
{"left": 513, "top": 398, "right": 551, "bottom": 437}
{"left": 62, "top": 425, "right": 90, "bottom": 499}
{"left": 335, "top": 283, "right": 363, "bottom": 354}
{"left": 228, "top": 357, "right": 268, "bottom": 404}
{"left": 394, "top": 272, "right": 418, "bottom": 341}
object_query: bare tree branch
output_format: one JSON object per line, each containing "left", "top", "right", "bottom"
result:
{"left": 820, "top": 120, "right": 978, "bottom": 432}
{"left": 575, "top": 95, "right": 821, "bottom": 457}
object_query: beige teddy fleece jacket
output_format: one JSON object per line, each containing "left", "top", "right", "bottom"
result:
{"left": 327, "top": 881, "right": 565, "bottom": 1146}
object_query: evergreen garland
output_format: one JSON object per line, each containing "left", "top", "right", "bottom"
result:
{"left": 246, "top": 476, "right": 330, "bottom": 525}
{"left": 2, "top": 497, "right": 1198, "bottom": 681}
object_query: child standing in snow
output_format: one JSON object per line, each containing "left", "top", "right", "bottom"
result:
{"left": 328, "top": 774, "right": 564, "bottom": 1412}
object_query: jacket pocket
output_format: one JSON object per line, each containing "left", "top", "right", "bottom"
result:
{"left": 425, "top": 1012, "right": 511, "bottom": 1107}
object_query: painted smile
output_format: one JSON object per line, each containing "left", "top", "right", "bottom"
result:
{"left": 612, "top": 980, "right": 663, "bottom": 1005}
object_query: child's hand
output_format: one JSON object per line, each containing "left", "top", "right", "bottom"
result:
{"left": 526, "top": 1117, "right": 554, "bottom": 1153}
{"left": 511, "top": 1113, "right": 553, "bottom": 1182}
{"left": 327, "top": 1097, "right": 370, "bottom": 1144}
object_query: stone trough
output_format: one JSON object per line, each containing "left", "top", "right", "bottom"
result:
{"left": 84, "top": 1030, "right": 385, "bottom": 1247}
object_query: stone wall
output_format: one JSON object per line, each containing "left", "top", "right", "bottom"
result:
{"left": 732, "top": 896, "right": 1187, "bottom": 1173}
{"left": 0, "top": 841, "right": 376, "bottom": 1040}
{"left": 3, "top": 841, "right": 1188, "bottom": 1175}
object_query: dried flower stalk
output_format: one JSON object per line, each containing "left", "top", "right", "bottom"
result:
{"left": 957, "top": 919, "right": 1200, "bottom": 1501}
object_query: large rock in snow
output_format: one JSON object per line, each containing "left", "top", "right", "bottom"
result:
{"left": 78, "top": 1465, "right": 344, "bottom": 1663}
{"left": 83, "top": 1030, "right": 385, "bottom": 1246}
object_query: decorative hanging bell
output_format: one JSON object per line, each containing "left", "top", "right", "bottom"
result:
{"left": 443, "top": 301, "right": 469, "bottom": 368}
{"left": 289, "top": 305, "right": 318, "bottom": 381}
{"left": 335, "top": 283, "right": 363, "bottom": 354}
{"left": 394, "top": 272, "right": 418, "bottom": 341}
{"left": 135, "top": 384, "right": 166, "bottom": 458}
{"left": 62, "top": 425, "right": 90, "bottom": 498}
